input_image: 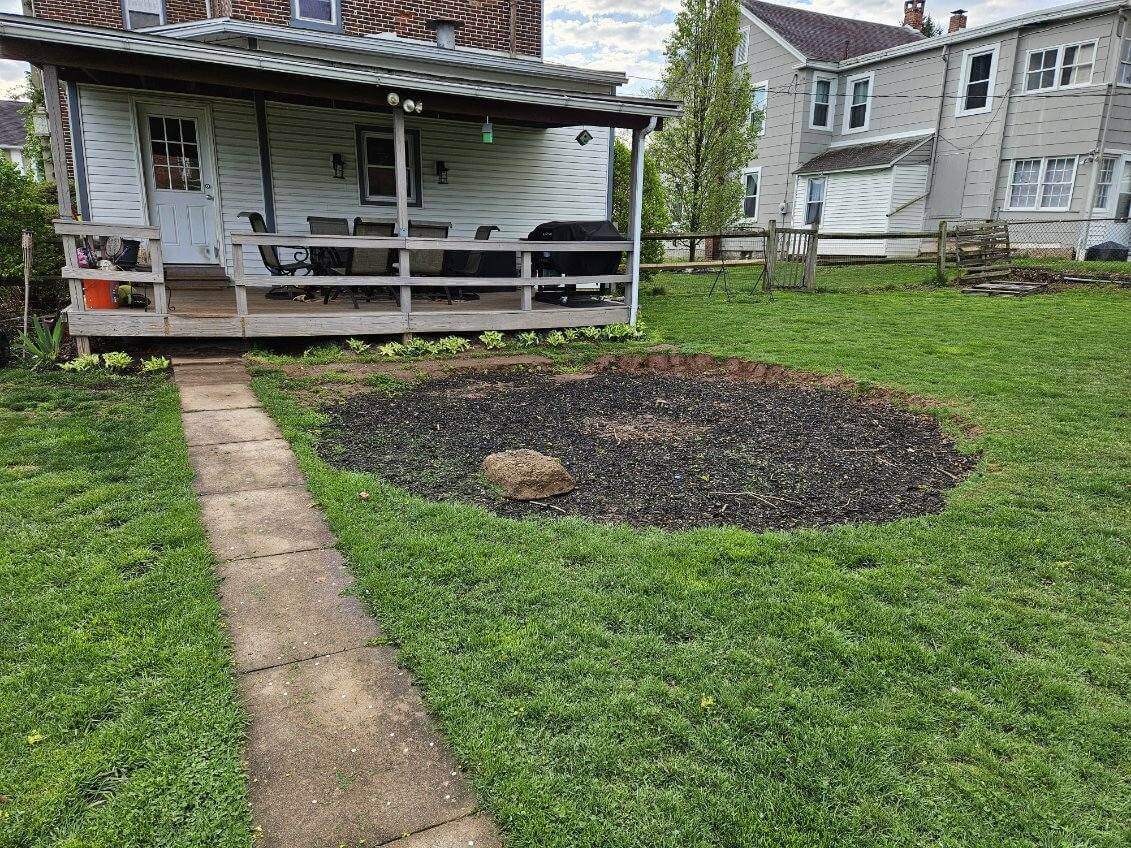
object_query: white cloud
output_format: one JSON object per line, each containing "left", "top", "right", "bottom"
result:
{"left": 1, "top": 0, "right": 27, "bottom": 97}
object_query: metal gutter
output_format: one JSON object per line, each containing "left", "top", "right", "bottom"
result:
{"left": 0, "top": 14, "right": 680, "bottom": 119}
{"left": 144, "top": 17, "right": 628, "bottom": 86}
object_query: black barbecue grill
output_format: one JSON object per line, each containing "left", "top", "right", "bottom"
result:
{"left": 526, "top": 220, "right": 625, "bottom": 304}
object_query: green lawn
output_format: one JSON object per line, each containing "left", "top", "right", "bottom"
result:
{"left": 0, "top": 370, "right": 251, "bottom": 847}
{"left": 251, "top": 272, "right": 1129, "bottom": 848}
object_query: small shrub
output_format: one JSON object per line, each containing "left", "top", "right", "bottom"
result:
{"left": 602, "top": 322, "right": 647, "bottom": 341}
{"left": 346, "top": 338, "right": 371, "bottom": 354}
{"left": 515, "top": 331, "right": 541, "bottom": 348}
{"left": 435, "top": 336, "right": 471, "bottom": 355}
{"left": 402, "top": 338, "right": 437, "bottom": 357}
{"left": 563, "top": 328, "right": 582, "bottom": 342}
{"left": 376, "top": 342, "right": 407, "bottom": 358}
{"left": 302, "top": 344, "right": 345, "bottom": 362}
{"left": 59, "top": 353, "right": 101, "bottom": 372}
{"left": 579, "top": 326, "right": 602, "bottom": 340}
{"left": 101, "top": 351, "right": 133, "bottom": 371}
{"left": 478, "top": 331, "right": 506, "bottom": 350}
{"left": 140, "top": 356, "right": 170, "bottom": 373}
{"left": 18, "top": 317, "right": 63, "bottom": 370}
{"left": 544, "top": 331, "right": 567, "bottom": 347}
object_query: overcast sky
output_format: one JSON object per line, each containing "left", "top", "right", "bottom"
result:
{"left": 1, "top": 0, "right": 1055, "bottom": 98}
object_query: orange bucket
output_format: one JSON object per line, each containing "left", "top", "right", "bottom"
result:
{"left": 82, "top": 280, "right": 118, "bottom": 310}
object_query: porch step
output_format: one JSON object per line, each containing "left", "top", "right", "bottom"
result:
{"left": 961, "top": 281, "right": 1048, "bottom": 297}
{"left": 166, "top": 264, "right": 231, "bottom": 290}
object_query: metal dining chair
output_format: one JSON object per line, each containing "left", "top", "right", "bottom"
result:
{"left": 408, "top": 220, "right": 452, "bottom": 303}
{"left": 307, "top": 216, "right": 357, "bottom": 307}
{"left": 350, "top": 218, "right": 398, "bottom": 305}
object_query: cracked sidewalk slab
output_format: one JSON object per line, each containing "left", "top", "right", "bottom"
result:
{"left": 189, "top": 438, "right": 305, "bottom": 495}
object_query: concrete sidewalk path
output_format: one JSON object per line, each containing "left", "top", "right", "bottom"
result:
{"left": 174, "top": 356, "right": 500, "bottom": 848}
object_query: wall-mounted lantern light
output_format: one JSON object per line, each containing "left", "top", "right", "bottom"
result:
{"left": 331, "top": 153, "right": 346, "bottom": 179}
{"left": 576, "top": 129, "right": 593, "bottom": 146}
{"left": 481, "top": 117, "right": 494, "bottom": 144}
{"left": 435, "top": 160, "right": 449, "bottom": 184}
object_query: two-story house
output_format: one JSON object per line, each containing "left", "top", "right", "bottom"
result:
{"left": 0, "top": 0, "right": 678, "bottom": 348}
{"left": 737, "top": 0, "right": 1131, "bottom": 257}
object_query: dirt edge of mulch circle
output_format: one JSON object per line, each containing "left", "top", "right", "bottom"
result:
{"left": 271, "top": 348, "right": 983, "bottom": 439}
{"left": 312, "top": 353, "right": 982, "bottom": 533}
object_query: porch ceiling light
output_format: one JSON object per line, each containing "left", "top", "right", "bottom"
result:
{"left": 482, "top": 118, "right": 494, "bottom": 144}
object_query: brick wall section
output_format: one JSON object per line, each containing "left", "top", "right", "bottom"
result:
{"left": 33, "top": 0, "right": 541, "bottom": 55}
{"left": 33, "top": 0, "right": 208, "bottom": 29}
{"left": 226, "top": 0, "right": 542, "bottom": 55}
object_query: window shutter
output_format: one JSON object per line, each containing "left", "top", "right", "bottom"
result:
{"left": 735, "top": 30, "right": 749, "bottom": 65}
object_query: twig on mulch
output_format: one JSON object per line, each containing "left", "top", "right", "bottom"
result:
{"left": 530, "top": 500, "right": 568, "bottom": 514}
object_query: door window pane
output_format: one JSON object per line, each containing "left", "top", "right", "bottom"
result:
{"left": 149, "top": 116, "right": 203, "bottom": 194}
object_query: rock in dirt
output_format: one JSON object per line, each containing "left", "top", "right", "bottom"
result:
{"left": 482, "top": 450, "right": 576, "bottom": 501}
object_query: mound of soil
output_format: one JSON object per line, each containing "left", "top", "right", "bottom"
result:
{"left": 318, "top": 369, "right": 976, "bottom": 532}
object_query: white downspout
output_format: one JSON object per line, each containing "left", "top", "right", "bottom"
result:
{"left": 628, "top": 116, "right": 658, "bottom": 326}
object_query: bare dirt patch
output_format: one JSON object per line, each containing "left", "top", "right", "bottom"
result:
{"left": 317, "top": 361, "right": 978, "bottom": 532}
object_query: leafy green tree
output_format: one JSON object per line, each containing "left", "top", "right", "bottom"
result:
{"left": 650, "top": 0, "right": 759, "bottom": 259}
{"left": 0, "top": 157, "right": 63, "bottom": 282}
{"left": 612, "top": 137, "right": 671, "bottom": 270}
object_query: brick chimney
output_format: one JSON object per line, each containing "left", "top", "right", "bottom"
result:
{"left": 903, "top": 0, "right": 926, "bottom": 30}
{"left": 948, "top": 9, "right": 968, "bottom": 32}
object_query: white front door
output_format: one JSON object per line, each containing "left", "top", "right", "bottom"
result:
{"left": 139, "top": 104, "right": 219, "bottom": 264}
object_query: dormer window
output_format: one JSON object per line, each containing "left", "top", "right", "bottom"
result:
{"left": 123, "top": 0, "right": 164, "bottom": 30}
{"left": 293, "top": 0, "right": 340, "bottom": 31}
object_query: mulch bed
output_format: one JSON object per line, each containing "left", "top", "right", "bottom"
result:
{"left": 317, "top": 362, "right": 977, "bottom": 532}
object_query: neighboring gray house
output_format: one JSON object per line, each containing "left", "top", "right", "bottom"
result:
{"left": 0, "top": 99, "right": 31, "bottom": 174}
{"left": 736, "top": 0, "right": 1131, "bottom": 256}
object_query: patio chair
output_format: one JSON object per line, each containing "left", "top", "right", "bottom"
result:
{"left": 349, "top": 218, "right": 398, "bottom": 305}
{"left": 442, "top": 225, "right": 501, "bottom": 301}
{"left": 238, "top": 211, "right": 310, "bottom": 277}
{"left": 409, "top": 220, "right": 452, "bottom": 303}
{"left": 307, "top": 216, "right": 359, "bottom": 308}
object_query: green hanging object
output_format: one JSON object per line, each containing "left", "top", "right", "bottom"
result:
{"left": 481, "top": 118, "right": 494, "bottom": 144}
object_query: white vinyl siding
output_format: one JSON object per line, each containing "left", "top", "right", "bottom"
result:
{"left": 1007, "top": 156, "right": 1078, "bottom": 211}
{"left": 77, "top": 86, "right": 147, "bottom": 225}
{"left": 887, "top": 165, "right": 930, "bottom": 257}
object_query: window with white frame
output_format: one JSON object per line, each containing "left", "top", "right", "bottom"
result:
{"left": 1117, "top": 161, "right": 1131, "bottom": 220}
{"left": 123, "top": 0, "right": 163, "bottom": 29}
{"left": 751, "top": 81, "right": 767, "bottom": 136}
{"left": 356, "top": 127, "right": 421, "bottom": 206}
{"left": 804, "top": 177, "right": 825, "bottom": 224}
{"left": 742, "top": 169, "right": 760, "bottom": 218}
{"left": 810, "top": 76, "right": 835, "bottom": 129}
{"left": 735, "top": 29, "right": 749, "bottom": 65}
{"left": 1094, "top": 157, "right": 1117, "bottom": 210}
{"left": 1008, "top": 157, "right": 1077, "bottom": 211}
{"left": 957, "top": 45, "right": 998, "bottom": 115}
{"left": 1024, "top": 42, "right": 1095, "bottom": 92}
{"left": 1119, "top": 40, "right": 1131, "bottom": 85}
{"left": 844, "top": 73, "right": 872, "bottom": 132}
{"left": 293, "top": 0, "right": 339, "bottom": 27}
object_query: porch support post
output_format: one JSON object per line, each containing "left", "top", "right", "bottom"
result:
{"left": 627, "top": 119, "right": 656, "bottom": 326}
{"left": 41, "top": 65, "right": 74, "bottom": 219}
{"left": 393, "top": 109, "right": 412, "bottom": 339}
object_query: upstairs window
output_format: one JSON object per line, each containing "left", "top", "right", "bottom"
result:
{"left": 804, "top": 177, "right": 825, "bottom": 225}
{"left": 1025, "top": 42, "right": 1095, "bottom": 92}
{"left": 1118, "top": 40, "right": 1131, "bottom": 85}
{"left": 123, "top": 0, "right": 164, "bottom": 29}
{"left": 750, "top": 81, "right": 767, "bottom": 136}
{"left": 810, "top": 76, "right": 835, "bottom": 129}
{"left": 293, "top": 0, "right": 339, "bottom": 28}
{"left": 957, "top": 45, "right": 998, "bottom": 116}
{"left": 742, "top": 168, "right": 760, "bottom": 218}
{"left": 1094, "top": 157, "right": 1116, "bottom": 210}
{"left": 734, "top": 29, "right": 749, "bottom": 65}
{"left": 844, "top": 73, "right": 873, "bottom": 133}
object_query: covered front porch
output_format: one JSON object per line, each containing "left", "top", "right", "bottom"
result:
{"left": 0, "top": 13, "right": 679, "bottom": 348}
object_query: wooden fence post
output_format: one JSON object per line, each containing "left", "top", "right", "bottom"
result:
{"left": 764, "top": 219, "right": 777, "bottom": 291}
{"left": 936, "top": 220, "right": 948, "bottom": 281}
{"left": 804, "top": 223, "right": 819, "bottom": 290}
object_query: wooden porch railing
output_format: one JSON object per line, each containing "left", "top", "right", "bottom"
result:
{"left": 230, "top": 233, "right": 634, "bottom": 317}
{"left": 54, "top": 219, "right": 166, "bottom": 314}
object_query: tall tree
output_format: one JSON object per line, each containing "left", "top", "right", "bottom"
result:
{"left": 651, "top": 0, "right": 758, "bottom": 259}
{"left": 612, "top": 137, "right": 671, "bottom": 273}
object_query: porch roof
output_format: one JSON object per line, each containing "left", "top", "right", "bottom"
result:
{"left": 0, "top": 13, "right": 680, "bottom": 130}
{"left": 795, "top": 135, "right": 934, "bottom": 176}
